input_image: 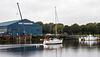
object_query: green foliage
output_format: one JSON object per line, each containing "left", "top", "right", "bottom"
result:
{"left": 42, "top": 22, "right": 65, "bottom": 34}
{"left": 66, "top": 38, "right": 78, "bottom": 40}
{"left": 36, "top": 21, "right": 100, "bottom": 35}
{"left": 49, "top": 23, "right": 55, "bottom": 34}
{"left": 70, "top": 23, "right": 81, "bottom": 34}
{"left": 86, "top": 23, "right": 99, "bottom": 34}
{"left": 81, "top": 25, "right": 87, "bottom": 34}
{"left": 43, "top": 24, "right": 51, "bottom": 34}
{"left": 32, "top": 34, "right": 42, "bottom": 38}
{"left": 63, "top": 23, "right": 100, "bottom": 35}
{"left": 57, "top": 24, "right": 65, "bottom": 34}
{"left": 36, "top": 21, "right": 43, "bottom": 26}
{"left": 63, "top": 25, "right": 72, "bottom": 34}
{"left": 30, "top": 33, "right": 33, "bottom": 36}
{"left": 97, "top": 23, "right": 100, "bottom": 34}
{"left": 32, "top": 38, "right": 41, "bottom": 43}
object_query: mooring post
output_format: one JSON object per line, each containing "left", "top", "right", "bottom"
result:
{"left": 24, "top": 36, "right": 26, "bottom": 44}
{"left": 30, "top": 36, "right": 32, "bottom": 44}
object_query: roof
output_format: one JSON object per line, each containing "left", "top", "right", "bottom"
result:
{"left": 0, "top": 19, "right": 42, "bottom": 27}
{"left": 0, "top": 20, "right": 20, "bottom": 26}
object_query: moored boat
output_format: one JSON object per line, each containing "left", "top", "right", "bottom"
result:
{"left": 43, "top": 38, "right": 63, "bottom": 45}
{"left": 43, "top": 7, "right": 63, "bottom": 45}
{"left": 79, "top": 35, "right": 98, "bottom": 41}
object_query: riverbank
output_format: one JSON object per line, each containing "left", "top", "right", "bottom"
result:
{"left": 0, "top": 34, "right": 66, "bottom": 44}
{"left": 0, "top": 35, "right": 43, "bottom": 44}
{"left": 0, "top": 34, "right": 100, "bottom": 44}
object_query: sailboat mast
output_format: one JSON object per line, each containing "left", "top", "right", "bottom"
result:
{"left": 55, "top": 7, "right": 57, "bottom": 36}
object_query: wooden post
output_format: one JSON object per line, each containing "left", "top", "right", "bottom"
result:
{"left": 30, "top": 36, "right": 32, "bottom": 44}
{"left": 24, "top": 36, "right": 26, "bottom": 44}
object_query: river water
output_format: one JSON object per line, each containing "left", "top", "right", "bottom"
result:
{"left": 0, "top": 40, "right": 100, "bottom": 57}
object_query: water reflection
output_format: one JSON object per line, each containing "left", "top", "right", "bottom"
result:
{"left": 0, "top": 45, "right": 43, "bottom": 57}
{"left": 79, "top": 41, "right": 97, "bottom": 46}
{"left": 44, "top": 44, "right": 63, "bottom": 49}
{"left": 0, "top": 40, "right": 100, "bottom": 57}
{"left": 63, "top": 40, "right": 79, "bottom": 49}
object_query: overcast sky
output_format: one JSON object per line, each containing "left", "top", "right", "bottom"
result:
{"left": 0, "top": 0, "right": 100, "bottom": 26}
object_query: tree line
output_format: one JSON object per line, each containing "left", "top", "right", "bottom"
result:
{"left": 36, "top": 21, "right": 100, "bottom": 35}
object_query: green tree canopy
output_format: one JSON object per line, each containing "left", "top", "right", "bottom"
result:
{"left": 80, "top": 25, "right": 87, "bottom": 34}
{"left": 63, "top": 25, "right": 72, "bottom": 35}
{"left": 57, "top": 24, "right": 65, "bottom": 34}
{"left": 43, "top": 24, "right": 51, "bottom": 34}
{"left": 86, "top": 23, "right": 98, "bottom": 34}
{"left": 37, "top": 21, "right": 100, "bottom": 35}
{"left": 71, "top": 23, "right": 81, "bottom": 34}
{"left": 36, "top": 21, "right": 43, "bottom": 26}
{"left": 97, "top": 23, "right": 100, "bottom": 34}
{"left": 49, "top": 23, "right": 55, "bottom": 34}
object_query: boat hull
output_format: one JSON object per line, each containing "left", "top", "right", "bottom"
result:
{"left": 79, "top": 36, "right": 98, "bottom": 41}
{"left": 43, "top": 39, "right": 63, "bottom": 45}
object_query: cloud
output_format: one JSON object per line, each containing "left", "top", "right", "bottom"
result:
{"left": 0, "top": 0, "right": 100, "bottom": 25}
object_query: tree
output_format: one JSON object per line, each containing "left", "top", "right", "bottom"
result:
{"left": 86, "top": 23, "right": 99, "bottom": 35}
{"left": 57, "top": 24, "right": 65, "bottom": 34}
{"left": 80, "top": 25, "right": 87, "bottom": 34}
{"left": 71, "top": 23, "right": 81, "bottom": 34}
{"left": 43, "top": 24, "right": 51, "bottom": 34}
{"left": 36, "top": 21, "right": 43, "bottom": 26}
{"left": 63, "top": 25, "right": 72, "bottom": 35}
{"left": 53, "top": 23, "right": 65, "bottom": 34}
{"left": 97, "top": 23, "right": 100, "bottom": 34}
{"left": 49, "top": 23, "right": 55, "bottom": 34}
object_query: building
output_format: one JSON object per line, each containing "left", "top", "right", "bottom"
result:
{"left": 0, "top": 19, "right": 42, "bottom": 36}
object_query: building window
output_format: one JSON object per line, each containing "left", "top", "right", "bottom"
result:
{"left": 8, "top": 28, "right": 11, "bottom": 32}
{"left": 37, "top": 29, "right": 40, "bottom": 32}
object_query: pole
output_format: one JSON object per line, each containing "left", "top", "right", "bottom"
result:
{"left": 55, "top": 7, "right": 57, "bottom": 36}
{"left": 17, "top": 3, "right": 25, "bottom": 34}
{"left": 17, "top": 3, "right": 23, "bottom": 20}
{"left": 55, "top": 6, "right": 58, "bottom": 37}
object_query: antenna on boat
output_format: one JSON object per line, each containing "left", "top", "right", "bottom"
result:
{"left": 17, "top": 3, "right": 25, "bottom": 34}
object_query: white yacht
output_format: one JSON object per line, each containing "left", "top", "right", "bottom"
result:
{"left": 43, "top": 7, "right": 63, "bottom": 45}
{"left": 43, "top": 38, "right": 63, "bottom": 45}
{"left": 79, "top": 35, "right": 98, "bottom": 41}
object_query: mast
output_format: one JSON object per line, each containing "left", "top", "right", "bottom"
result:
{"left": 55, "top": 6, "right": 58, "bottom": 36}
{"left": 17, "top": 3, "right": 25, "bottom": 33}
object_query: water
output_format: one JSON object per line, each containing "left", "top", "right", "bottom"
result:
{"left": 0, "top": 40, "right": 100, "bottom": 57}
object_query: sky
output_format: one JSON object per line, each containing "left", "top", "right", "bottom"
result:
{"left": 0, "top": 0, "right": 100, "bottom": 26}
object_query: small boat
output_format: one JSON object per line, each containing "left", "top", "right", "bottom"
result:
{"left": 43, "top": 38, "right": 63, "bottom": 45}
{"left": 79, "top": 35, "right": 98, "bottom": 41}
